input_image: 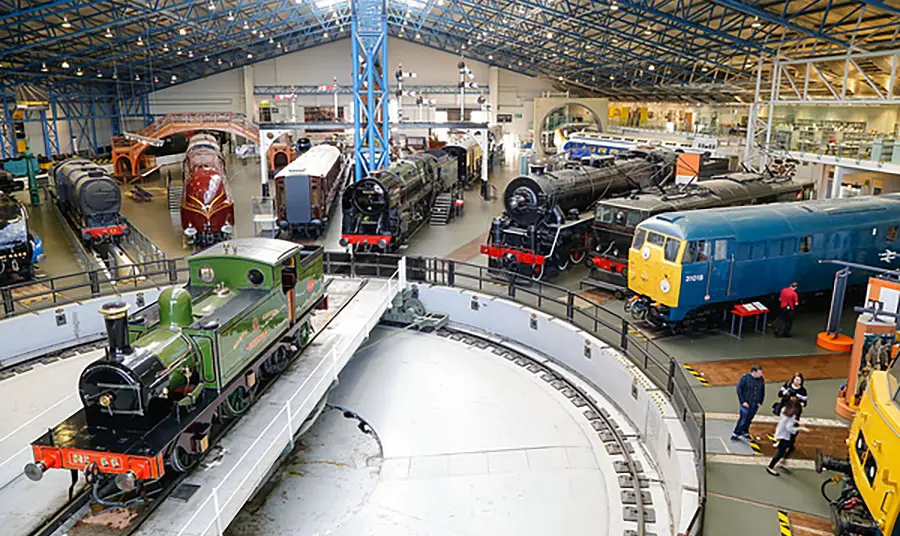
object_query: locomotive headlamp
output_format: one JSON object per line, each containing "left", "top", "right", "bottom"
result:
{"left": 199, "top": 265, "right": 215, "bottom": 283}
{"left": 659, "top": 279, "right": 671, "bottom": 293}
{"left": 99, "top": 394, "right": 113, "bottom": 407}
{"left": 339, "top": 237, "right": 349, "bottom": 248}
{"left": 378, "top": 239, "right": 387, "bottom": 249}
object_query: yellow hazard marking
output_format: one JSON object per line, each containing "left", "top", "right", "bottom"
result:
{"left": 749, "top": 440, "right": 762, "bottom": 455}
{"left": 681, "top": 364, "right": 710, "bottom": 385}
{"left": 778, "top": 510, "right": 792, "bottom": 535}
{"left": 20, "top": 294, "right": 52, "bottom": 306}
{"left": 768, "top": 434, "right": 777, "bottom": 443}
{"left": 627, "top": 328, "right": 647, "bottom": 340}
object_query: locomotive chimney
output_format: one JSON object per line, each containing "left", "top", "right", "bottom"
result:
{"left": 99, "top": 301, "right": 132, "bottom": 360}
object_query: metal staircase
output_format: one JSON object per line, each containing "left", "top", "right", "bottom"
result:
{"left": 430, "top": 193, "right": 453, "bottom": 226}
{"left": 167, "top": 177, "right": 183, "bottom": 212}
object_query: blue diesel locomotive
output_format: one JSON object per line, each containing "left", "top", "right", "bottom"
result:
{"left": 627, "top": 194, "right": 900, "bottom": 332}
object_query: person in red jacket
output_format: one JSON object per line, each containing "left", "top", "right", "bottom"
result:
{"left": 775, "top": 282, "right": 799, "bottom": 338}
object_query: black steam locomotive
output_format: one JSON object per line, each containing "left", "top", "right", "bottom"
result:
{"left": 51, "top": 159, "right": 129, "bottom": 246}
{"left": 482, "top": 149, "right": 676, "bottom": 280}
{"left": 587, "top": 172, "right": 815, "bottom": 287}
{"left": 341, "top": 150, "right": 461, "bottom": 252}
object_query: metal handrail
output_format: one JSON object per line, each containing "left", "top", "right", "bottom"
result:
{"left": 0, "top": 251, "right": 707, "bottom": 533}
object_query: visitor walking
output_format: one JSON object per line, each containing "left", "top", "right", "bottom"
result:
{"left": 731, "top": 364, "right": 765, "bottom": 441}
{"left": 767, "top": 398, "right": 805, "bottom": 476}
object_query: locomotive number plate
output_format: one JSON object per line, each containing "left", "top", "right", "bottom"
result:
{"left": 685, "top": 274, "right": 704, "bottom": 282}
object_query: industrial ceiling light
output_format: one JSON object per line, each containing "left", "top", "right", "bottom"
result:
{"left": 558, "top": 75, "right": 563, "bottom": 80}
{"left": 76, "top": 68, "right": 83, "bottom": 76}
{"left": 643, "top": 29, "right": 652, "bottom": 35}
{"left": 227, "top": 12, "right": 235, "bottom": 21}
{"left": 104, "top": 28, "right": 114, "bottom": 38}
{"left": 323, "top": 31, "right": 329, "bottom": 38}
{"left": 488, "top": 54, "right": 493, "bottom": 59}
{"left": 546, "top": 31, "right": 553, "bottom": 38}
{"left": 135, "top": 74, "right": 140, "bottom": 80}
{"left": 177, "top": 49, "right": 183, "bottom": 55}
{"left": 648, "top": 64, "right": 655, "bottom": 70}
{"left": 416, "top": 32, "right": 421, "bottom": 39}
{"left": 179, "top": 28, "right": 188, "bottom": 36}
{"left": 247, "top": 52, "right": 253, "bottom": 58}
{"left": 154, "top": 76, "right": 159, "bottom": 83}
{"left": 171, "top": 74, "right": 177, "bottom": 81}
{"left": 61, "top": 60, "right": 70, "bottom": 68}
{"left": 751, "top": 17, "right": 761, "bottom": 28}
{"left": 41, "top": 63, "right": 48, "bottom": 72}
{"left": 204, "top": 55, "right": 209, "bottom": 61}
{"left": 243, "top": 21, "right": 250, "bottom": 30}
{"left": 701, "top": 66, "right": 708, "bottom": 72}
{"left": 61, "top": 16, "right": 72, "bottom": 29}
{"left": 609, "top": 74, "right": 615, "bottom": 80}
{"left": 112, "top": 71, "right": 117, "bottom": 79}
{"left": 277, "top": 42, "right": 282, "bottom": 48}
{"left": 97, "top": 71, "right": 103, "bottom": 78}
{"left": 207, "top": 1, "right": 216, "bottom": 10}
{"left": 251, "top": 28, "right": 258, "bottom": 34}
{"left": 188, "top": 51, "right": 194, "bottom": 58}
{"left": 269, "top": 37, "right": 274, "bottom": 43}
{"left": 163, "top": 44, "right": 170, "bottom": 52}
{"left": 610, "top": 2, "right": 618, "bottom": 11}
{"left": 137, "top": 37, "right": 144, "bottom": 46}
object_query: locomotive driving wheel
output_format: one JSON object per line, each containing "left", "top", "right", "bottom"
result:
{"left": 170, "top": 445, "right": 200, "bottom": 473}
{"left": 223, "top": 385, "right": 252, "bottom": 417}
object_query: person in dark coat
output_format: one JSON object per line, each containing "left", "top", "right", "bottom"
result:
{"left": 731, "top": 364, "right": 765, "bottom": 441}
{"left": 777, "top": 372, "right": 808, "bottom": 408}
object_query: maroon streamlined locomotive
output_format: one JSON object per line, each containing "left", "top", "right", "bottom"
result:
{"left": 181, "top": 133, "right": 234, "bottom": 247}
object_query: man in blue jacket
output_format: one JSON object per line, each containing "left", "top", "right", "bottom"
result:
{"left": 731, "top": 364, "right": 765, "bottom": 441}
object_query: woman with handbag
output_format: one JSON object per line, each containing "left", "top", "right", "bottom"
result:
{"left": 766, "top": 398, "right": 806, "bottom": 476}
{"left": 773, "top": 372, "right": 807, "bottom": 415}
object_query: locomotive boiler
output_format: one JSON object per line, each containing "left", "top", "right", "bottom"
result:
{"left": 51, "top": 159, "right": 129, "bottom": 246}
{"left": 181, "top": 133, "right": 234, "bottom": 247}
{"left": 481, "top": 149, "right": 675, "bottom": 280}
{"left": 274, "top": 143, "right": 347, "bottom": 239}
{"left": 589, "top": 172, "right": 813, "bottom": 287}
{"left": 341, "top": 150, "right": 460, "bottom": 252}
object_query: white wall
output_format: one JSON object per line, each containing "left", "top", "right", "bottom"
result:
{"left": 145, "top": 37, "right": 555, "bottom": 140}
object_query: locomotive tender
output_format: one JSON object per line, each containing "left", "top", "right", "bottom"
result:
{"left": 590, "top": 173, "right": 813, "bottom": 285}
{"left": 181, "top": 133, "right": 235, "bottom": 247}
{"left": 274, "top": 144, "right": 347, "bottom": 239}
{"left": 51, "top": 159, "right": 129, "bottom": 246}
{"left": 628, "top": 194, "right": 900, "bottom": 332}
{"left": 25, "top": 238, "right": 326, "bottom": 497}
{"left": 341, "top": 150, "right": 460, "bottom": 252}
{"left": 481, "top": 149, "right": 676, "bottom": 280}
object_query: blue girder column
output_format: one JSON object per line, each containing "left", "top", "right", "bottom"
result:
{"left": 351, "top": 0, "right": 389, "bottom": 181}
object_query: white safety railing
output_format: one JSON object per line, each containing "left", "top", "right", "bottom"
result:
{"left": 177, "top": 263, "right": 403, "bottom": 536}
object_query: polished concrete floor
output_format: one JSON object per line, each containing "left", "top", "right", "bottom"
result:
{"left": 15, "top": 153, "right": 847, "bottom": 535}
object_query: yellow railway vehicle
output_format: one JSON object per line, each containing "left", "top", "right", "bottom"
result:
{"left": 818, "top": 364, "right": 900, "bottom": 535}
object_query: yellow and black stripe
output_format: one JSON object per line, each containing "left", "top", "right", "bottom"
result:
{"left": 777, "top": 510, "right": 792, "bottom": 536}
{"left": 749, "top": 439, "right": 762, "bottom": 455}
{"left": 627, "top": 327, "right": 648, "bottom": 341}
{"left": 681, "top": 364, "right": 709, "bottom": 386}
{"left": 768, "top": 433, "right": 777, "bottom": 443}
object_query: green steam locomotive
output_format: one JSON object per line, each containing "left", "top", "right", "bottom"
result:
{"left": 26, "top": 238, "right": 326, "bottom": 497}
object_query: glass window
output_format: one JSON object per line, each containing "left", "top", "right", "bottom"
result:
{"left": 799, "top": 236, "right": 812, "bottom": 253}
{"left": 627, "top": 211, "right": 645, "bottom": 228}
{"left": 888, "top": 226, "right": 898, "bottom": 243}
{"left": 768, "top": 239, "right": 782, "bottom": 257}
{"left": 647, "top": 232, "right": 665, "bottom": 246}
{"left": 714, "top": 239, "right": 728, "bottom": 261}
{"left": 599, "top": 206, "right": 613, "bottom": 223}
{"left": 614, "top": 209, "right": 628, "bottom": 226}
{"left": 751, "top": 242, "right": 765, "bottom": 260}
{"left": 664, "top": 238, "right": 681, "bottom": 262}
{"left": 693, "top": 240, "right": 710, "bottom": 263}
{"left": 632, "top": 228, "right": 647, "bottom": 249}
{"left": 736, "top": 243, "right": 751, "bottom": 261}
{"left": 684, "top": 241, "right": 698, "bottom": 263}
